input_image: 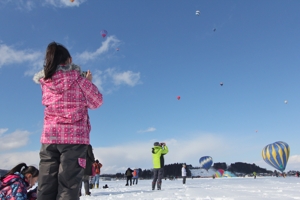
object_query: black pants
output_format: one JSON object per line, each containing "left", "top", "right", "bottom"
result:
{"left": 126, "top": 176, "right": 132, "bottom": 185}
{"left": 37, "top": 144, "right": 88, "bottom": 200}
{"left": 152, "top": 168, "right": 164, "bottom": 189}
{"left": 79, "top": 175, "right": 90, "bottom": 195}
{"left": 183, "top": 176, "right": 186, "bottom": 184}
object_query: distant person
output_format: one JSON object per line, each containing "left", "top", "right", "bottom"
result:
{"left": 152, "top": 142, "right": 169, "bottom": 190}
{"left": 34, "top": 42, "right": 103, "bottom": 200}
{"left": 93, "top": 160, "right": 103, "bottom": 188}
{"left": 79, "top": 144, "right": 95, "bottom": 196}
{"left": 125, "top": 168, "right": 134, "bottom": 186}
{"left": 253, "top": 172, "right": 257, "bottom": 179}
{"left": 132, "top": 168, "right": 139, "bottom": 185}
{"left": 296, "top": 171, "right": 299, "bottom": 178}
{"left": 0, "top": 163, "right": 39, "bottom": 199}
{"left": 182, "top": 164, "right": 187, "bottom": 184}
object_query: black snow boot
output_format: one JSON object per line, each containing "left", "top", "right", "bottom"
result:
{"left": 152, "top": 181, "right": 156, "bottom": 190}
{"left": 157, "top": 182, "right": 161, "bottom": 190}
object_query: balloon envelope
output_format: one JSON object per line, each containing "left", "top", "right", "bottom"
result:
{"left": 196, "top": 10, "right": 200, "bottom": 16}
{"left": 177, "top": 96, "right": 180, "bottom": 100}
{"left": 100, "top": 30, "right": 108, "bottom": 38}
{"left": 215, "top": 169, "right": 224, "bottom": 178}
{"left": 199, "top": 156, "right": 213, "bottom": 170}
{"left": 262, "top": 141, "right": 290, "bottom": 172}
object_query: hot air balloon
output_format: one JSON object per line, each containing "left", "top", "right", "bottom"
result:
{"left": 199, "top": 156, "right": 213, "bottom": 171}
{"left": 284, "top": 100, "right": 288, "bottom": 104}
{"left": 100, "top": 30, "right": 108, "bottom": 38}
{"left": 262, "top": 141, "right": 290, "bottom": 172}
{"left": 177, "top": 96, "right": 180, "bottom": 100}
{"left": 220, "top": 82, "right": 223, "bottom": 86}
{"left": 215, "top": 169, "right": 224, "bottom": 178}
{"left": 223, "top": 171, "right": 237, "bottom": 177}
{"left": 70, "top": 0, "right": 74, "bottom": 2}
{"left": 116, "top": 48, "right": 120, "bottom": 51}
{"left": 195, "top": 10, "right": 200, "bottom": 16}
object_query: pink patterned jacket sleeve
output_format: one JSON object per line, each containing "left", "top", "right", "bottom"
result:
{"left": 76, "top": 76, "right": 103, "bottom": 109}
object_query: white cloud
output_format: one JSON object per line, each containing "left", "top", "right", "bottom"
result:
{"left": 44, "top": 0, "right": 86, "bottom": 7}
{"left": 0, "top": 151, "right": 39, "bottom": 170}
{"left": 138, "top": 127, "right": 156, "bottom": 133}
{"left": 0, "top": 43, "right": 43, "bottom": 75}
{"left": 0, "top": 0, "right": 35, "bottom": 10}
{"left": 0, "top": 128, "right": 8, "bottom": 136}
{"left": 0, "top": 129, "right": 31, "bottom": 151}
{"left": 112, "top": 71, "right": 141, "bottom": 87}
{"left": 76, "top": 36, "right": 120, "bottom": 63}
{"left": 92, "top": 68, "right": 141, "bottom": 94}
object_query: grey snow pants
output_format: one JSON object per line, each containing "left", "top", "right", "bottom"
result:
{"left": 37, "top": 144, "right": 88, "bottom": 200}
{"left": 152, "top": 168, "right": 164, "bottom": 189}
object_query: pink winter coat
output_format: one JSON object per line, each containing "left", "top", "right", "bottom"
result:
{"left": 33, "top": 64, "right": 103, "bottom": 144}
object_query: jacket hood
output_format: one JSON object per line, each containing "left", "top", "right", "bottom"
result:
{"left": 152, "top": 146, "right": 162, "bottom": 154}
{"left": 0, "top": 172, "right": 28, "bottom": 190}
{"left": 33, "top": 63, "right": 82, "bottom": 84}
{"left": 33, "top": 63, "right": 83, "bottom": 94}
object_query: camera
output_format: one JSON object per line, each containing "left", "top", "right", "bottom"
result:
{"left": 81, "top": 71, "right": 87, "bottom": 77}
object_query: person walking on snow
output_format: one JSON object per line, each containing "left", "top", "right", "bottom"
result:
{"left": 182, "top": 164, "right": 187, "bottom": 184}
{"left": 125, "top": 168, "right": 134, "bottom": 186}
{"left": 152, "top": 142, "right": 169, "bottom": 190}
{"left": 132, "top": 168, "right": 139, "bottom": 185}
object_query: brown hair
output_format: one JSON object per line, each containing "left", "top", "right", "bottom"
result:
{"left": 44, "top": 42, "right": 71, "bottom": 80}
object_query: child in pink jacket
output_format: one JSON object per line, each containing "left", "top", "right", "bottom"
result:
{"left": 33, "top": 42, "right": 103, "bottom": 200}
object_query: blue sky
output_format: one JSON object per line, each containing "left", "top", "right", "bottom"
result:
{"left": 0, "top": 0, "right": 300, "bottom": 173}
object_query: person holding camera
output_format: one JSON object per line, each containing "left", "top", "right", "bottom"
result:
{"left": 33, "top": 42, "right": 103, "bottom": 200}
{"left": 152, "top": 142, "right": 169, "bottom": 190}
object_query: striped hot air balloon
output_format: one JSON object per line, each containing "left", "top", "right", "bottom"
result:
{"left": 199, "top": 156, "right": 213, "bottom": 171}
{"left": 214, "top": 169, "right": 224, "bottom": 178}
{"left": 262, "top": 141, "right": 290, "bottom": 172}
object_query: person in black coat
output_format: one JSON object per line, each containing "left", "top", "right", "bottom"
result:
{"left": 125, "top": 168, "right": 133, "bottom": 186}
{"left": 79, "top": 144, "right": 95, "bottom": 196}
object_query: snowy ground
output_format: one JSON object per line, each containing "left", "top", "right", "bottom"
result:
{"left": 80, "top": 177, "right": 300, "bottom": 200}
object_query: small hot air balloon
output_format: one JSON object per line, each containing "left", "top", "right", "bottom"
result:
{"left": 213, "top": 28, "right": 216, "bottom": 32}
{"left": 177, "top": 96, "right": 180, "bottom": 100}
{"left": 220, "top": 82, "right": 223, "bottom": 86}
{"left": 116, "top": 48, "right": 119, "bottom": 51}
{"left": 100, "top": 30, "right": 108, "bottom": 38}
{"left": 284, "top": 100, "right": 288, "bottom": 104}
{"left": 262, "top": 141, "right": 290, "bottom": 172}
{"left": 255, "top": 130, "right": 258, "bottom": 133}
{"left": 70, "top": 0, "right": 74, "bottom": 2}
{"left": 195, "top": 10, "right": 200, "bottom": 16}
{"left": 199, "top": 156, "right": 213, "bottom": 171}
